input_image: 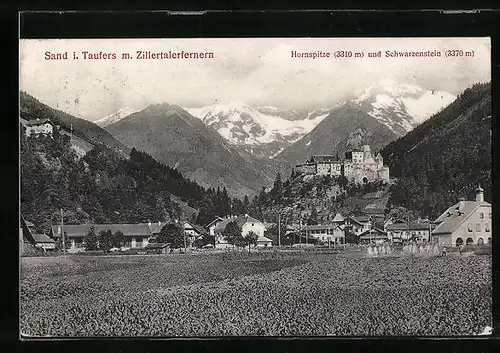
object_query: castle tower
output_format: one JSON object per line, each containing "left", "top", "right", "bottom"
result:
{"left": 362, "top": 145, "right": 371, "bottom": 163}
{"left": 476, "top": 184, "right": 484, "bottom": 202}
{"left": 375, "top": 152, "right": 384, "bottom": 169}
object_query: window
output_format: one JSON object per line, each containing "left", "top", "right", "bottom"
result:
{"left": 489, "top": 213, "right": 492, "bottom": 219}
{"left": 478, "top": 238, "right": 484, "bottom": 245}
{"left": 480, "top": 213, "right": 484, "bottom": 219}
{"left": 252, "top": 223, "right": 254, "bottom": 226}
{"left": 485, "top": 224, "right": 490, "bottom": 232}
{"left": 467, "top": 223, "right": 473, "bottom": 232}
{"left": 476, "top": 223, "right": 481, "bottom": 232}
{"left": 456, "top": 238, "right": 463, "bottom": 246}
{"left": 466, "top": 237, "right": 474, "bottom": 245}
{"left": 487, "top": 237, "right": 491, "bottom": 244}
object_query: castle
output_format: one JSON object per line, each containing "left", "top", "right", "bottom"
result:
{"left": 295, "top": 145, "right": 390, "bottom": 184}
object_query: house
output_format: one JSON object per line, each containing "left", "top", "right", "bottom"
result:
{"left": 358, "top": 228, "right": 388, "bottom": 244}
{"left": 431, "top": 185, "right": 492, "bottom": 247}
{"left": 20, "top": 216, "right": 54, "bottom": 253}
{"left": 302, "top": 224, "right": 345, "bottom": 244}
{"left": 32, "top": 233, "right": 56, "bottom": 251}
{"left": 206, "top": 217, "right": 224, "bottom": 236}
{"left": 256, "top": 235, "right": 273, "bottom": 248}
{"left": 385, "top": 222, "right": 435, "bottom": 243}
{"left": 22, "top": 118, "right": 54, "bottom": 138}
{"left": 213, "top": 214, "right": 267, "bottom": 249}
{"left": 50, "top": 224, "right": 152, "bottom": 252}
{"left": 183, "top": 220, "right": 208, "bottom": 247}
{"left": 345, "top": 215, "right": 373, "bottom": 235}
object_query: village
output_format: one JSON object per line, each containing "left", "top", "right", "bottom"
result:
{"left": 19, "top": 119, "right": 492, "bottom": 256}
{"left": 20, "top": 183, "right": 492, "bottom": 255}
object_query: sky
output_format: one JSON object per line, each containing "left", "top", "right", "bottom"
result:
{"left": 19, "top": 37, "right": 491, "bottom": 121}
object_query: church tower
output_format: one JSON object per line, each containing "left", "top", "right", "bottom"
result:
{"left": 476, "top": 184, "right": 484, "bottom": 202}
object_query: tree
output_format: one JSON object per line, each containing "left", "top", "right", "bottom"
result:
{"left": 244, "top": 231, "right": 259, "bottom": 253}
{"left": 223, "top": 221, "right": 244, "bottom": 248}
{"left": 307, "top": 207, "right": 319, "bottom": 225}
{"left": 99, "top": 230, "right": 113, "bottom": 252}
{"left": 242, "top": 195, "right": 250, "bottom": 214}
{"left": 157, "top": 223, "right": 184, "bottom": 248}
{"left": 271, "top": 172, "right": 283, "bottom": 202}
{"left": 84, "top": 226, "right": 99, "bottom": 251}
{"left": 112, "top": 231, "right": 125, "bottom": 248}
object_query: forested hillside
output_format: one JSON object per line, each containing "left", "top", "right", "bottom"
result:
{"left": 20, "top": 91, "right": 129, "bottom": 156}
{"left": 382, "top": 82, "right": 491, "bottom": 219}
{"left": 20, "top": 126, "right": 252, "bottom": 234}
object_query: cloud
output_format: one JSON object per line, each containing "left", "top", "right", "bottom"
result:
{"left": 19, "top": 37, "right": 490, "bottom": 120}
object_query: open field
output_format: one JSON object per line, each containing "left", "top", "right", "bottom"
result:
{"left": 20, "top": 250, "right": 491, "bottom": 337}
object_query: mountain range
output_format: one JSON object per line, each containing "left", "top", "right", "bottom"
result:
{"left": 104, "top": 103, "right": 273, "bottom": 198}
{"left": 185, "top": 103, "right": 333, "bottom": 159}
{"left": 20, "top": 80, "right": 461, "bottom": 199}
{"left": 95, "top": 80, "right": 455, "bottom": 163}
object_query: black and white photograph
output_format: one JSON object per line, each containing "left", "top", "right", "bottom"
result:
{"left": 19, "top": 37, "right": 492, "bottom": 337}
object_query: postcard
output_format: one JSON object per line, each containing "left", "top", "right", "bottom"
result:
{"left": 19, "top": 37, "right": 491, "bottom": 337}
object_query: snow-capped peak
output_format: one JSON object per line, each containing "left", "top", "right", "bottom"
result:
{"left": 354, "top": 79, "right": 423, "bottom": 103}
{"left": 353, "top": 80, "right": 456, "bottom": 135}
{"left": 185, "top": 102, "right": 332, "bottom": 159}
{"left": 95, "top": 107, "right": 139, "bottom": 127}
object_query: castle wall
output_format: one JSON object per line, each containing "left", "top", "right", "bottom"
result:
{"left": 317, "top": 163, "right": 332, "bottom": 175}
{"left": 352, "top": 152, "right": 364, "bottom": 164}
{"left": 378, "top": 167, "right": 390, "bottom": 182}
{"left": 296, "top": 164, "right": 317, "bottom": 175}
{"left": 296, "top": 145, "right": 390, "bottom": 182}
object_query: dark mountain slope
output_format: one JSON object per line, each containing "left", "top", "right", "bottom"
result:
{"left": 382, "top": 82, "right": 491, "bottom": 219}
{"left": 105, "top": 103, "right": 272, "bottom": 197}
{"left": 20, "top": 91, "right": 129, "bottom": 156}
{"left": 276, "top": 102, "right": 398, "bottom": 167}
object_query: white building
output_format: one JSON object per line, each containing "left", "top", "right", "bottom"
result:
{"left": 23, "top": 118, "right": 54, "bottom": 138}
{"left": 213, "top": 214, "right": 269, "bottom": 249}
{"left": 431, "top": 185, "right": 492, "bottom": 246}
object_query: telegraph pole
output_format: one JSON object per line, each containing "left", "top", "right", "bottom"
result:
{"left": 182, "top": 220, "right": 187, "bottom": 253}
{"left": 60, "top": 208, "right": 66, "bottom": 255}
{"left": 278, "top": 212, "right": 281, "bottom": 248}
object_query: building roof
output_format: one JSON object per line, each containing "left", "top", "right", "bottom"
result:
{"left": 359, "top": 228, "right": 387, "bottom": 239}
{"left": 138, "top": 221, "right": 166, "bottom": 234}
{"left": 214, "top": 215, "right": 265, "bottom": 233}
{"left": 23, "top": 118, "right": 53, "bottom": 127}
{"left": 348, "top": 215, "right": 372, "bottom": 224}
{"left": 184, "top": 221, "right": 208, "bottom": 235}
{"left": 432, "top": 200, "right": 491, "bottom": 235}
{"left": 20, "top": 215, "right": 36, "bottom": 245}
{"left": 205, "top": 217, "right": 224, "bottom": 228}
{"left": 308, "top": 155, "right": 341, "bottom": 164}
{"left": 51, "top": 224, "right": 152, "bottom": 238}
{"left": 257, "top": 235, "right": 272, "bottom": 243}
{"left": 303, "top": 224, "right": 343, "bottom": 231}
{"left": 332, "top": 213, "right": 345, "bottom": 222}
{"left": 386, "top": 222, "right": 435, "bottom": 231}
{"left": 32, "top": 233, "right": 55, "bottom": 243}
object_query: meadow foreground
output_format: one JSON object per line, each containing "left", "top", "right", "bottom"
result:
{"left": 20, "top": 250, "right": 491, "bottom": 337}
